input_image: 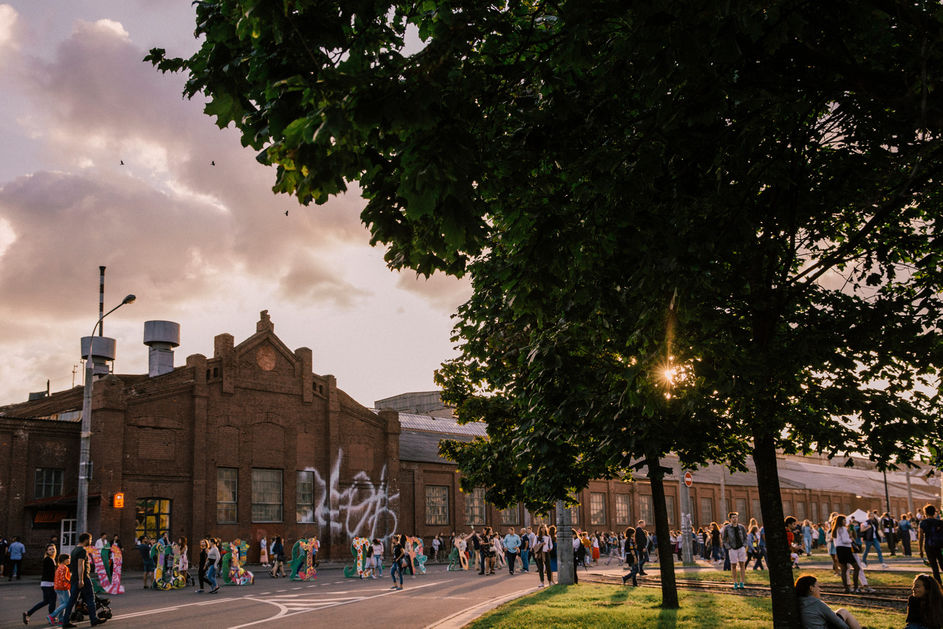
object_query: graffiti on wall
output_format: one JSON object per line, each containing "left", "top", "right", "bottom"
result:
{"left": 304, "top": 450, "right": 399, "bottom": 541}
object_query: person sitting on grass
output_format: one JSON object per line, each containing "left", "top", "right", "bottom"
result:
{"left": 906, "top": 573, "right": 943, "bottom": 629}
{"left": 795, "top": 574, "right": 863, "bottom": 629}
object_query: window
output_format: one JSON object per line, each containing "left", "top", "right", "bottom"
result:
{"left": 639, "top": 495, "right": 653, "bottom": 525}
{"left": 217, "top": 468, "right": 238, "bottom": 523}
{"left": 796, "top": 502, "right": 806, "bottom": 520}
{"left": 822, "top": 503, "right": 830, "bottom": 518}
{"left": 699, "top": 496, "right": 714, "bottom": 527}
{"left": 569, "top": 504, "right": 580, "bottom": 526}
{"left": 465, "top": 487, "right": 486, "bottom": 525}
{"left": 35, "top": 468, "right": 63, "bottom": 499}
{"left": 752, "top": 499, "right": 762, "bottom": 524}
{"left": 590, "top": 493, "right": 607, "bottom": 526}
{"left": 783, "top": 500, "right": 793, "bottom": 518}
{"left": 296, "top": 471, "right": 315, "bottom": 523}
{"left": 251, "top": 469, "right": 283, "bottom": 522}
{"left": 811, "top": 502, "right": 818, "bottom": 522}
{"left": 735, "top": 498, "right": 747, "bottom": 520}
{"left": 425, "top": 486, "right": 449, "bottom": 525}
{"left": 500, "top": 505, "right": 520, "bottom": 526}
{"left": 665, "top": 495, "right": 676, "bottom": 527}
{"left": 135, "top": 498, "right": 171, "bottom": 539}
{"left": 615, "top": 494, "right": 631, "bottom": 525}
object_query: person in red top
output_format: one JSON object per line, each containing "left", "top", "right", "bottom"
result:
{"left": 49, "top": 553, "right": 72, "bottom": 625}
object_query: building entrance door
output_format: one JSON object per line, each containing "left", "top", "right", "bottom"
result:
{"left": 60, "top": 518, "right": 77, "bottom": 555}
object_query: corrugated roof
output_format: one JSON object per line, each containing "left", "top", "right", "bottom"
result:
{"left": 394, "top": 412, "right": 487, "bottom": 437}
{"left": 399, "top": 430, "right": 475, "bottom": 464}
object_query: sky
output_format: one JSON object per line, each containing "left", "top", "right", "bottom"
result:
{"left": 0, "top": 1, "right": 470, "bottom": 408}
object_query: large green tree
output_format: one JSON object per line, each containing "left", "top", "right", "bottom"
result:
{"left": 150, "top": 2, "right": 943, "bottom": 625}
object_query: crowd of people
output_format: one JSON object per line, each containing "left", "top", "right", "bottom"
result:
{"left": 5, "top": 501, "right": 943, "bottom": 627}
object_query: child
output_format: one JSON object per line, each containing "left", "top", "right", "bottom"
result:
{"left": 49, "top": 553, "right": 71, "bottom": 625}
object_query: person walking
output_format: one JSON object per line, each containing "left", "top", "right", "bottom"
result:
{"left": 205, "top": 539, "right": 221, "bottom": 594}
{"left": 23, "top": 543, "right": 58, "bottom": 624}
{"left": 136, "top": 536, "right": 154, "bottom": 589}
{"left": 900, "top": 514, "right": 913, "bottom": 557}
{"left": 919, "top": 504, "right": 943, "bottom": 585}
{"left": 270, "top": 536, "right": 286, "bottom": 578}
{"left": 8, "top": 536, "right": 25, "bottom": 580}
{"left": 176, "top": 537, "right": 191, "bottom": 587}
{"left": 259, "top": 536, "right": 269, "bottom": 567}
{"left": 390, "top": 535, "right": 405, "bottom": 590}
{"left": 833, "top": 515, "right": 862, "bottom": 594}
{"left": 635, "top": 521, "right": 650, "bottom": 576}
{"left": 195, "top": 539, "right": 208, "bottom": 592}
{"left": 621, "top": 527, "right": 640, "bottom": 587}
{"left": 503, "top": 528, "right": 521, "bottom": 575}
{"left": 519, "top": 528, "right": 530, "bottom": 573}
{"left": 861, "top": 511, "right": 886, "bottom": 568}
{"left": 533, "top": 525, "right": 553, "bottom": 588}
{"left": 49, "top": 553, "right": 71, "bottom": 626}
{"left": 61, "top": 533, "right": 106, "bottom": 628}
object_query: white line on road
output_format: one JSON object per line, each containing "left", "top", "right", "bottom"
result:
{"left": 423, "top": 586, "right": 538, "bottom": 629}
{"left": 110, "top": 596, "right": 235, "bottom": 621}
{"left": 229, "top": 580, "right": 451, "bottom": 629}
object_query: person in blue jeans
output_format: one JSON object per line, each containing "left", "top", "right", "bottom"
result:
{"left": 861, "top": 512, "right": 885, "bottom": 566}
{"left": 205, "top": 538, "right": 220, "bottom": 594}
{"left": 390, "top": 535, "right": 405, "bottom": 590}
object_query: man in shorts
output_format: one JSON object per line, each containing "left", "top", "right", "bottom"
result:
{"left": 722, "top": 512, "right": 749, "bottom": 590}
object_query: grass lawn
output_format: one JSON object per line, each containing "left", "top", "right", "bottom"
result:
{"left": 664, "top": 566, "right": 921, "bottom": 588}
{"left": 466, "top": 584, "right": 907, "bottom": 629}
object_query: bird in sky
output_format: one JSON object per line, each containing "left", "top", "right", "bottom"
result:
{"left": 211, "top": 160, "right": 215, "bottom": 166}
{"left": 120, "top": 160, "right": 124, "bottom": 165}
{"left": 284, "top": 210, "right": 289, "bottom": 216}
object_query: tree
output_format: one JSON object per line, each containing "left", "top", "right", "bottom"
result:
{"left": 150, "top": 2, "right": 943, "bottom": 625}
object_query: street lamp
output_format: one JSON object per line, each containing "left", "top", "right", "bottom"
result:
{"left": 76, "top": 294, "right": 135, "bottom": 536}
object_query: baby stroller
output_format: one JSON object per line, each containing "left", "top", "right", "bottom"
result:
{"left": 71, "top": 594, "right": 113, "bottom": 623}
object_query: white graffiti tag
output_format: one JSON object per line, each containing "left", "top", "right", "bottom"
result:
{"left": 310, "top": 450, "right": 399, "bottom": 541}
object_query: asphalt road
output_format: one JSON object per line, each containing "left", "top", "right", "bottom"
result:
{"left": 0, "top": 566, "right": 539, "bottom": 629}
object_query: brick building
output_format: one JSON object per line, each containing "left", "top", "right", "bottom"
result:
{"left": 1, "top": 311, "right": 939, "bottom": 571}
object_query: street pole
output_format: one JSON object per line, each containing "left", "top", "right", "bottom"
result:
{"left": 905, "top": 468, "right": 914, "bottom": 514}
{"left": 556, "top": 499, "right": 574, "bottom": 585}
{"left": 883, "top": 469, "right": 891, "bottom": 516}
{"left": 76, "top": 294, "right": 135, "bottom": 536}
{"left": 678, "top": 466, "right": 693, "bottom": 565}
{"left": 719, "top": 464, "right": 727, "bottom": 518}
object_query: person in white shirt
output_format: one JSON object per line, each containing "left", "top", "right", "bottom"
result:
{"left": 831, "top": 515, "right": 861, "bottom": 593}
{"left": 372, "top": 539, "right": 384, "bottom": 577}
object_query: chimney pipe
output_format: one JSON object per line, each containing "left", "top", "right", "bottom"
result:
{"left": 99, "top": 266, "right": 105, "bottom": 336}
{"left": 144, "top": 321, "right": 180, "bottom": 377}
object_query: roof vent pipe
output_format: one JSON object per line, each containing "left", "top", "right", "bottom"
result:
{"left": 144, "top": 321, "right": 180, "bottom": 377}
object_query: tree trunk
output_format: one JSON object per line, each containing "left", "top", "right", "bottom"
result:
{"left": 752, "top": 432, "right": 801, "bottom": 629}
{"left": 648, "top": 452, "right": 679, "bottom": 609}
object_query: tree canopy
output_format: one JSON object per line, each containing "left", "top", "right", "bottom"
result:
{"left": 150, "top": 2, "right": 943, "bottom": 625}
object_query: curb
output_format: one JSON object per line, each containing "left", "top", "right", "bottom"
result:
{"left": 424, "top": 585, "right": 539, "bottom": 629}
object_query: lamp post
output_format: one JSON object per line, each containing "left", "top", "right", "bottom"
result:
{"left": 76, "top": 294, "right": 135, "bottom": 536}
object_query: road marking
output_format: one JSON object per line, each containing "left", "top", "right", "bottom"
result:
{"left": 423, "top": 586, "right": 538, "bottom": 629}
{"left": 111, "top": 596, "right": 235, "bottom": 620}
{"left": 229, "top": 580, "right": 451, "bottom": 629}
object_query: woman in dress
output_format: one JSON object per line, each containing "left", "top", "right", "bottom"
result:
{"left": 176, "top": 536, "right": 191, "bottom": 586}
{"left": 259, "top": 537, "right": 269, "bottom": 567}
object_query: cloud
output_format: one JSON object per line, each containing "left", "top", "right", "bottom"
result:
{"left": 0, "top": 14, "right": 376, "bottom": 313}
{"left": 0, "top": 4, "right": 18, "bottom": 51}
{"left": 395, "top": 271, "right": 472, "bottom": 310}
{"left": 277, "top": 253, "right": 370, "bottom": 308}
